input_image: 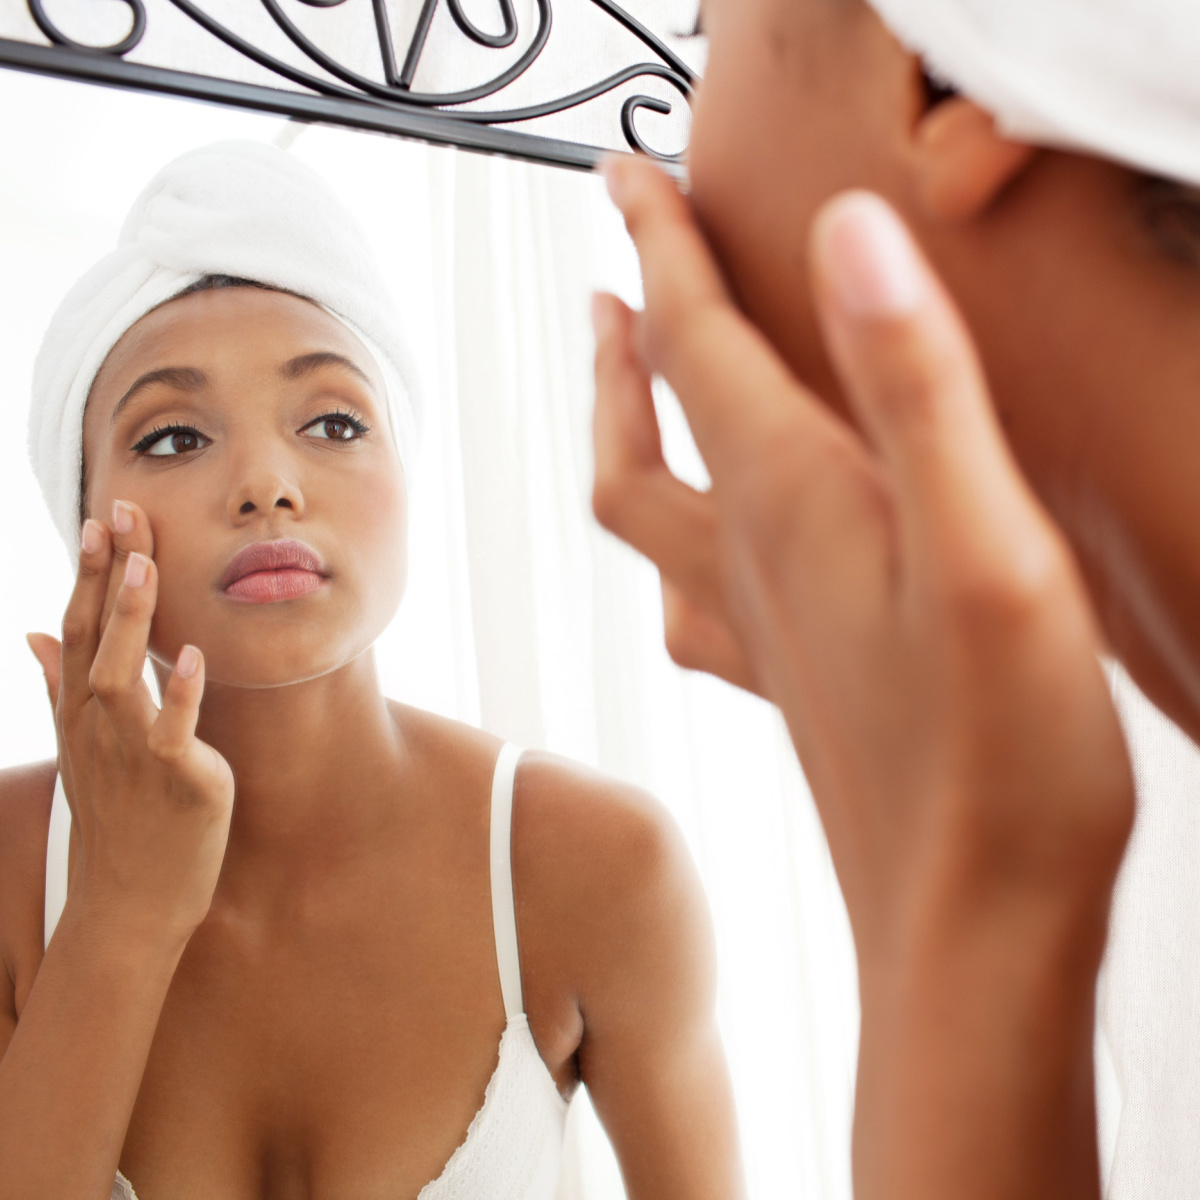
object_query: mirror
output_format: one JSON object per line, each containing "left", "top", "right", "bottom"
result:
{"left": 0, "top": 11, "right": 857, "bottom": 1199}
{"left": 0, "top": 0, "right": 706, "bottom": 167}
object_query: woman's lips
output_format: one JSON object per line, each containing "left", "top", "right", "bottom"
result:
{"left": 219, "top": 539, "right": 328, "bottom": 604}
{"left": 223, "top": 569, "right": 326, "bottom": 604}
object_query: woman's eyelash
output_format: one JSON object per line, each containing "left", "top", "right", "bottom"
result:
{"left": 307, "top": 408, "right": 371, "bottom": 436}
{"left": 131, "top": 422, "right": 203, "bottom": 454}
{"left": 131, "top": 410, "right": 372, "bottom": 456}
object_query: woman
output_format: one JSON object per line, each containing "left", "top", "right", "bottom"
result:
{"left": 591, "top": 0, "right": 1200, "bottom": 1197}
{"left": 0, "top": 141, "right": 744, "bottom": 1200}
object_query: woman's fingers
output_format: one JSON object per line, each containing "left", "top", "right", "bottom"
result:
{"left": 59, "top": 518, "right": 115, "bottom": 715}
{"left": 592, "top": 288, "right": 762, "bottom": 695}
{"left": 810, "top": 193, "right": 1054, "bottom": 585}
{"left": 150, "top": 646, "right": 232, "bottom": 805}
{"left": 88, "top": 550, "right": 159, "bottom": 738}
{"left": 592, "top": 293, "right": 666, "bottom": 474}
{"left": 601, "top": 156, "right": 838, "bottom": 482}
{"left": 661, "top": 580, "right": 762, "bottom": 695}
{"left": 592, "top": 292, "right": 729, "bottom": 618}
{"left": 99, "top": 499, "right": 156, "bottom": 640}
{"left": 147, "top": 645, "right": 205, "bottom": 767}
{"left": 601, "top": 156, "right": 888, "bottom": 595}
{"left": 26, "top": 632, "right": 63, "bottom": 713}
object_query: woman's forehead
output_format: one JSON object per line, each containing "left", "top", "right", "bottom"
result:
{"left": 87, "top": 286, "right": 383, "bottom": 421}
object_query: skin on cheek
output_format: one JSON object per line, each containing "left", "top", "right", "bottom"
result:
{"left": 687, "top": 0, "right": 868, "bottom": 403}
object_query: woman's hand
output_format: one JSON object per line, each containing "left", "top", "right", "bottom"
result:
{"left": 592, "top": 157, "right": 1135, "bottom": 1200}
{"left": 27, "top": 499, "right": 233, "bottom": 950}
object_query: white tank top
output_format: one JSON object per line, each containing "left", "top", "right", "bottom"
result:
{"left": 43, "top": 743, "right": 569, "bottom": 1200}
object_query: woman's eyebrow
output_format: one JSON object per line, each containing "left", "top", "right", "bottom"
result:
{"left": 109, "top": 366, "right": 208, "bottom": 426}
{"left": 280, "top": 351, "right": 375, "bottom": 391}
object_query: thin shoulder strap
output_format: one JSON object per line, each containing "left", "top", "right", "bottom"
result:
{"left": 44, "top": 774, "right": 70, "bottom": 951}
{"left": 489, "top": 743, "right": 525, "bottom": 1021}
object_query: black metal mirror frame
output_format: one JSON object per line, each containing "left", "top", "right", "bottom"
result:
{"left": 0, "top": 0, "right": 699, "bottom": 171}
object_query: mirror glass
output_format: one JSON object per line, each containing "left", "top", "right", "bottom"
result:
{"left": 0, "top": 44, "right": 857, "bottom": 1200}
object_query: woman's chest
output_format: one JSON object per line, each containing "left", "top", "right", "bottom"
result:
{"left": 116, "top": 909, "right": 522, "bottom": 1200}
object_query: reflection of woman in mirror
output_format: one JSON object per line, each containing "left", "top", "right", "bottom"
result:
{"left": 0, "top": 142, "right": 743, "bottom": 1200}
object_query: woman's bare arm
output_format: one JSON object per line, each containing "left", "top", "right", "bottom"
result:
{"left": 0, "top": 872, "right": 187, "bottom": 1199}
{"left": 579, "top": 809, "right": 743, "bottom": 1200}
{"left": 519, "top": 757, "right": 745, "bottom": 1200}
{"left": 0, "top": 760, "right": 187, "bottom": 1200}
{"left": 0, "top": 500, "right": 233, "bottom": 1200}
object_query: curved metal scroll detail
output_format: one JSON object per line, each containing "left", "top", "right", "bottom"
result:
{"left": 447, "top": 0, "right": 518, "bottom": 49}
{"left": 28, "top": 0, "right": 146, "bottom": 56}
{"left": 23, "top": 0, "right": 696, "bottom": 162}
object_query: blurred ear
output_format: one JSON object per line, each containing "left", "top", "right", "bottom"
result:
{"left": 912, "top": 96, "right": 1038, "bottom": 220}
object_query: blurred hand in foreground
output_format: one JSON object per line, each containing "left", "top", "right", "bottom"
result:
{"left": 591, "top": 155, "right": 1134, "bottom": 1200}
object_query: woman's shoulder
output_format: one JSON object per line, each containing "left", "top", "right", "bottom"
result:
{"left": 512, "top": 751, "right": 710, "bottom": 986}
{"left": 0, "top": 760, "right": 58, "bottom": 1012}
{"left": 386, "top": 701, "right": 691, "bottom": 895}
{"left": 515, "top": 750, "right": 683, "bottom": 877}
{"left": 384, "top": 700, "right": 701, "bottom": 924}
{"left": 0, "top": 759, "right": 57, "bottom": 886}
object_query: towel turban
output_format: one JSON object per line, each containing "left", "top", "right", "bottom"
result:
{"left": 866, "top": 0, "right": 1200, "bottom": 190}
{"left": 28, "top": 139, "right": 421, "bottom": 566}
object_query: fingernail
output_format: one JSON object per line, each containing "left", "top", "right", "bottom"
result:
{"left": 176, "top": 645, "right": 199, "bottom": 679}
{"left": 80, "top": 519, "right": 102, "bottom": 556}
{"left": 602, "top": 156, "right": 628, "bottom": 206}
{"left": 124, "top": 552, "right": 148, "bottom": 589}
{"left": 817, "top": 192, "right": 925, "bottom": 318}
{"left": 112, "top": 500, "right": 134, "bottom": 535}
{"left": 592, "top": 293, "right": 616, "bottom": 342}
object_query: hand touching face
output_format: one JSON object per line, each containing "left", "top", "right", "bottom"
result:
{"left": 592, "top": 147, "right": 1134, "bottom": 1200}
{"left": 593, "top": 150, "right": 1132, "bottom": 973}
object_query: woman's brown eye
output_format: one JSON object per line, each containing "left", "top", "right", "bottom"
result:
{"left": 145, "top": 430, "right": 203, "bottom": 457}
{"left": 304, "top": 417, "right": 361, "bottom": 441}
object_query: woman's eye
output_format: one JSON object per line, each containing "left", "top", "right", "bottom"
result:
{"left": 138, "top": 427, "right": 209, "bottom": 457}
{"left": 302, "top": 414, "right": 367, "bottom": 442}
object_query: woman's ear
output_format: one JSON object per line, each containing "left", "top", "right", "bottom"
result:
{"left": 912, "top": 96, "right": 1038, "bottom": 220}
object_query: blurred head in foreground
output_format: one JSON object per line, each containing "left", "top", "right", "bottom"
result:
{"left": 687, "top": 0, "right": 1200, "bottom": 739}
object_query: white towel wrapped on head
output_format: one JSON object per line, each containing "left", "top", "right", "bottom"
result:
{"left": 866, "top": 0, "right": 1200, "bottom": 189}
{"left": 28, "top": 139, "right": 421, "bottom": 565}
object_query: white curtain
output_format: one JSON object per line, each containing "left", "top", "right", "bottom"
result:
{"left": 322, "top": 131, "right": 864, "bottom": 1200}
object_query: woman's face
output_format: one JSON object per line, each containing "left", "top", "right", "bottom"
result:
{"left": 687, "top": 0, "right": 1200, "bottom": 738}
{"left": 81, "top": 286, "right": 408, "bottom": 689}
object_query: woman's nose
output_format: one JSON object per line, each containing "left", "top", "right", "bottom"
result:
{"left": 228, "top": 461, "right": 306, "bottom": 523}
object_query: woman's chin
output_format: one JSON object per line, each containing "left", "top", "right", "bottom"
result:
{"left": 151, "top": 640, "right": 363, "bottom": 692}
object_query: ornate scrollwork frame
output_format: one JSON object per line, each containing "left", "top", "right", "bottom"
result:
{"left": 1, "top": 0, "right": 698, "bottom": 170}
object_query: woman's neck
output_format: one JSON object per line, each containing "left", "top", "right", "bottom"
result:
{"left": 176, "top": 650, "right": 411, "bottom": 916}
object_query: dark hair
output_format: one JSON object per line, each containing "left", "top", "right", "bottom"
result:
{"left": 174, "top": 273, "right": 278, "bottom": 297}
{"left": 1138, "top": 177, "right": 1200, "bottom": 269}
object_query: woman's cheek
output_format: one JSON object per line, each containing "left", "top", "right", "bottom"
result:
{"left": 349, "top": 458, "right": 409, "bottom": 604}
